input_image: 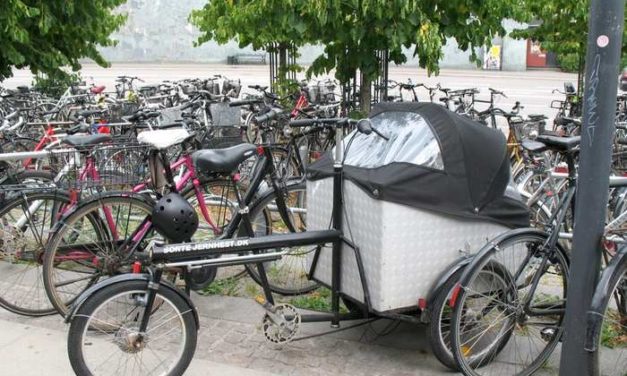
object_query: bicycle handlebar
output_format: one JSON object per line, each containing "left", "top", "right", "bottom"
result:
{"left": 229, "top": 98, "right": 263, "bottom": 107}
{"left": 447, "top": 88, "right": 480, "bottom": 96}
{"left": 254, "top": 108, "right": 284, "bottom": 123}
{"left": 127, "top": 110, "right": 161, "bottom": 123}
{"left": 489, "top": 88, "right": 507, "bottom": 98}
{"left": 116, "top": 76, "right": 144, "bottom": 83}
{"left": 289, "top": 117, "right": 352, "bottom": 128}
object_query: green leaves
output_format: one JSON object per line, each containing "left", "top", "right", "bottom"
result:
{"left": 513, "top": 0, "right": 626, "bottom": 75}
{"left": 0, "top": 0, "right": 126, "bottom": 81}
{"left": 190, "top": 0, "right": 524, "bottom": 109}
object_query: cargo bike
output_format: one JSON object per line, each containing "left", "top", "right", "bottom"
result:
{"left": 63, "top": 103, "right": 531, "bottom": 375}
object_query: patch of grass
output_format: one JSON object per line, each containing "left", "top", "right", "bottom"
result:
{"left": 244, "top": 281, "right": 261, "bottom": 297}
{"left": 600, "top": 310, "right": 627, "bottom": 349}
{"left": 200, "top": 277, "right": 240, "bottom": 296}
{"left": 533, "top": 293, "right": 563, "bottom": 306}
{"left": 288, "top": 287, "right": 332, "bottom": 312}
{"left": 196, "top": 273, "right": 351, "bottom": 316}
{"left": 286, "top": 287, "right": 348, "bottom": 314}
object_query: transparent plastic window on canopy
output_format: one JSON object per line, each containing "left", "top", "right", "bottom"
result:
{"left": 343, "top": 112, "right": 444, "bottom": 170}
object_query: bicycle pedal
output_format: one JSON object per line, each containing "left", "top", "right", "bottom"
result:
{"left": 255, "top": 295, "right": 278, "bottom": 314}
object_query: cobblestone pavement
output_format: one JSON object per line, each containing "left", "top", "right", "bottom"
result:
{"left": 0, "top": 294, "right": 459, "bottom": 375}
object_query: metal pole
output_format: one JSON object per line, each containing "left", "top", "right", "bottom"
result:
{"left": 559, "top": 1, "right": 625, "bottom": 375}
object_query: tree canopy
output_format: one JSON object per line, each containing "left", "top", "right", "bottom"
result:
{"left": 0, "top": 0, "right": 126, "bottom": 81}
{"left": 190, "top": 0, "right": 309, "bottom": 50}
{"left": 191, "top": 0, "right": 524, "bottom": 110}
{"left": 513, "top": 0, "right": 627, "bottom": 71}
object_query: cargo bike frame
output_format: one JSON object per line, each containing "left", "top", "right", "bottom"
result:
{"left": 65, "top": 117, "right": 435, "bottom": 375}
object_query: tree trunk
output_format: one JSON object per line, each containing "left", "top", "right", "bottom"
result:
{"left": 359, "top": 72, "right": 371, "bottom": 114}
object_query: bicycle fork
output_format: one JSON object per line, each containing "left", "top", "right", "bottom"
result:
{"left": 137, "top": 268, "right": 164, "bottom": 338}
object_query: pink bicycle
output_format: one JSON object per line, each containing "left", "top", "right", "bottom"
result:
{"left": 0, "top": 129, "right": 237, "bottom": 316}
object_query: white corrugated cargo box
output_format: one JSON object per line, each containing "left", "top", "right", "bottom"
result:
{"left": 306, "top": 178, "right": 511, "bottom": 313}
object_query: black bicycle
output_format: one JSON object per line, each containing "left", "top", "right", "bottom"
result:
{"left": 449, "top": 135, "right": 580, "bottom": 376}
{"left": 64, "top": 117, "right": 359, "bottom": 375}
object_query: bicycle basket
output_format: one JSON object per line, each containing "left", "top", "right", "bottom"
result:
{"left": 107, "top": 101, "right": 140, "bottom": 122}
{"left": 159, "top": 106, "right": 185, "bottom": 127}
{"left": 222, "top": 79, "right": 242, "bottom": 98}
{"left": 201, "top": 127, "right": 243, "bottom": 149}
{"left": 49, "top": 142, "right": 151, "bottom": 191}
{"left": 209, "top": 102, "right": 241, "bottom": 127}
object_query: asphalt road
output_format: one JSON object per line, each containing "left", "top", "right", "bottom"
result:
{"left": 2, "top": 63, "right": 578, "bottom": 121}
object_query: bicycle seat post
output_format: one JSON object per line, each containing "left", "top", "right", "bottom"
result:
{"left": 147, "top": 149, "right": 176, "bottom": 196}
{"left": 564, "top": 151, "right": 577, "bottom": 184}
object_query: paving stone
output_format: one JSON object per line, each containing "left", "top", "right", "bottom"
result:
{"left": 2, "top": 292, "right": 458, "bottom": 375}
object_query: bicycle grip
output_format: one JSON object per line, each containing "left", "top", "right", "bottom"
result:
{"left": 290, "top": 118, "right": 350, "bottom": 127}
{"left": 254, "top": 108, "right": 283, "bottom": 123}
{"left": 289, "top": 119, "right": 317, "bottom": 127}
{"left": 229, "top": 99, "right": 261, "bottom": 107}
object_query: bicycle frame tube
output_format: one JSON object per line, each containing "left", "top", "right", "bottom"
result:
{"left": 290, "top": 93, "right": 308, "bottom": 118}
{"left": 116, "top": 148, "right": 280, "bottom": 263}
{"left": 181, "top": 155, "right": 221, "bottom": 233}
{"left": 151, "top": 229, "right": 340, "bottom": 265}
{"left": 85, "top": 160, "right": 122, "bottom": 241}
{"left": 23, "top": 125, "right": 56, "bottom": 168}
{"left": 131, "top": 154, "right": 224, "bottom": 238}
{"left": 514, "top": 186, "right": 575, "bottom": 317}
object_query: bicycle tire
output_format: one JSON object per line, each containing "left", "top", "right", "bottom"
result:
{"left": 14, "top": 170, "right": 56, "bottom": 184}
{"left": 244, "top": 180, "right": 319, "bottom": 295}
{"left": 590, "top": 251, "right": 627, "bottom": 376}
{"left": 427, "top": 267, "right": 465, "bottom": 370}
{"left": 43, "top": 194, "right": 155, "bottom": 316}
{"left": 67, "top": 280, "right": 197, "bottom": 376}
{"left": 450, "top": 230, "right": 569, "bottom": 376}
{"left": 0, "top": 190, "right": 71, "bottom": 316}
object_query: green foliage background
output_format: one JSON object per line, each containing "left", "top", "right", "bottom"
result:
{"left": 512, "top": 0, "right": 627, "bottom": 73}
{"left": 32, "top": 71, "right": 82, "bottom": 97}
{"left": 190, "top": 0, "right": 525, "bottom": 109}
{"left": 0, "top": 0, "right": 126, "bottom": 81}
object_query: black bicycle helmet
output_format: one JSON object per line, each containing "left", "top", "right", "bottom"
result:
{"left": 151, "top": 192, "right": 199, "bottom": 243}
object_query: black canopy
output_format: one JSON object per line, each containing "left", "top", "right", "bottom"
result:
{"left": 307, "top": 102, "right": 529, "bottom": 228}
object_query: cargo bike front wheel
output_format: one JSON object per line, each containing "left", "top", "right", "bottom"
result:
{"left": 67, "top": 279, "right": 197, "bottom": 376}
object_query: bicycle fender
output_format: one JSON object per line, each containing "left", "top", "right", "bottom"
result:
{"left": 455, "top": 227, "right": 566, "bottom": 299}
{"left": 65, "top": 273, "right": 199, "bottom": 329}
{"left": 425, "top": 256, "right": 472, "bottom": 308}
